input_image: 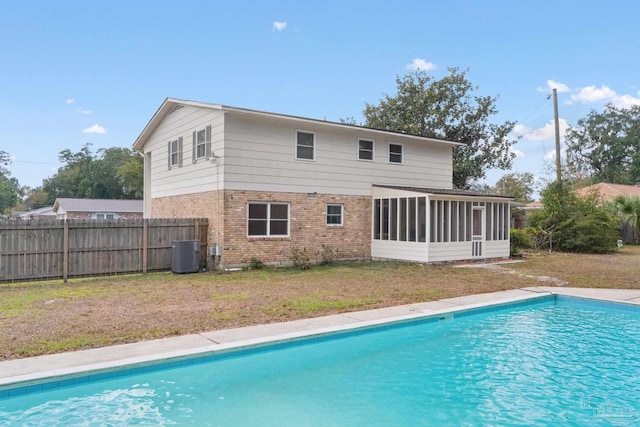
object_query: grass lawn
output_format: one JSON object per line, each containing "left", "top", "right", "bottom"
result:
{"left": 1, "top": 246, "right": 639, "bottom": 360}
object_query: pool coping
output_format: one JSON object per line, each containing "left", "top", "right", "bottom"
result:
{"left": 2, "top": 286, "right": 640, "bottom": 390}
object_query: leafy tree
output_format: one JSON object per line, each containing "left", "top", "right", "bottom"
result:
{"left": 0, "top": 151, "right": 20, "bottom": 215}
{"left": 612, "top": 195, "right": 640, "bottom": 242}
{"left": 363, "top": 68, "right": 518, "bottom": 189}
{"left": 22, "top": 187, "right": 50, "bottom": 210}
{"left": 529, "top": 182, "right": 619, "bottom": 253}
{"left": 492, "top": 172, "right": 537, "bottom": 203}
{"left": 42, "top": 144, "right": 142, "bottom": 204}
{"left": 565, "top": 105, "right": 640, "bottom": 185}
{"left": 116, "top": 154, "right": 144, "bottom": 198}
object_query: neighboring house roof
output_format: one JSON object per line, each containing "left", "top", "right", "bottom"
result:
{"left": 53, "top": 198, "right": 143, "bottom": 214}
{"left": 522, "top": 201, "right": 543, "bottom": 210}
{"left": 9, "top": 210, "right": 27, "bottom": 218}
{"left": 132, "top": 98, "right": 465, "bottom": 151}
{"left": 9, "top": 207, "right": 56, "bottom": 219}
{"left": 575, "top": 183, "right": 640, "bottom": 202}
{"left": 373, "top": 185, "right": 513, "bottom": 200}
{"left": 22, "top": 206, "right": 56, "bottom": 218}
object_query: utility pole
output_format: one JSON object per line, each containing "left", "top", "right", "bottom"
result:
{"left": 553, "top": 88, "right": 562, "bottom": 183}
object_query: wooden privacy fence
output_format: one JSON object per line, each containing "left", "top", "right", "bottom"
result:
{"left": 0, "top": 218, "right": 208, "bottom": 282}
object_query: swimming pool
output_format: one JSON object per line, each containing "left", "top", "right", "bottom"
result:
{"left": 1, "top": 295, "right": 640, "bottom": 426}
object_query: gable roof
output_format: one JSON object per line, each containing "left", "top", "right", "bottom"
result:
{"left": 53, "top": 198, "right": 143, "bottom": 214}
{"left": 575, "top": 183, "right": 640, "bottom": 202}
{"left": 132, "top": 98, "right": 465, "bottom": 151}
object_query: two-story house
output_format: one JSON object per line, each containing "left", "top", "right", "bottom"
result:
{"left": 133, "top": 98, "right": 511, "bottom": 268}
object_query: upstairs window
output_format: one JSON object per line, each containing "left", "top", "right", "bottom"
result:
{"left": 358, "top": 139, "right": 374, "bottom": 161}
{"left": 168, "top": 137, "right": 183, "bottom": 168}
{"left": 389, "top": 143, "right": 403, "bottom": 164}
{"left": 195, "top": 129, "right": 206, "bottom": 159}
{"left": 326, "top": 204, "right": 343, "bottom": 226}
{"left": 248, "top": 202, "right": 290, "bottom": 237}
{"left": 296, "top": 131, "right": 315, "bottom": 160}
{"left": 192, "top": 125, "right": 211, "bottom": 162}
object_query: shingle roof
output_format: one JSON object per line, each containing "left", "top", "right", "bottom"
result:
{"left": 575, "top": 183, "right": 640, "bottom": 202}
{"left": 373, "top": 185, "right": 512, "bottom": 200}
{"left": 133, "top": 98, "right": 465, "bottom": 151}
{"left": 53, "top": 198, "right": 143, "bottom": 213}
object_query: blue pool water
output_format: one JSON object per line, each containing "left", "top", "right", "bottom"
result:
{"left": 2, "top": 295, "right": 640, "bottom": 426}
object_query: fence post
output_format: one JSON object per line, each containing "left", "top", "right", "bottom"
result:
{"left": 142, "top": 219, "right": 148, "bottom": 274}
{"left": 63, "top": 220, "right": 69, "bottom": 283}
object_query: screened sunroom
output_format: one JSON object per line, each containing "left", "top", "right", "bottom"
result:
{"left": 371, "top": 185, "right": 512, "bottom": 263}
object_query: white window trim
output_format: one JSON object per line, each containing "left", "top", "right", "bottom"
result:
{"left": 388, "top": 142, "right": 404, "bottom": 164}
{"left": 357, "top": 138, "right": 375, "bottom": 161}
{"left": 169, "top": 139, "right": 180, "bottom": 167}
{"left": 247, "top": 202, "right": 291, "bottom": 238}
{"left": 195, "top": 128, "right": 207, "bottom": 160}
{"left": 295, "top": 130, "right": 316, "bottom": 161}
{"left": 169, "top": 137, "right": 183, "bottom": 168}
{"left": 93, "top": 212, "right": 118, "bottom": 220}
{"left": 326, "top": 203, "right": 344, "bottom": 226}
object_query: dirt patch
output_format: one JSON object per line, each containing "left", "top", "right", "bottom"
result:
{"left": 1, "top": 246, "right": 639, "bottom": 360}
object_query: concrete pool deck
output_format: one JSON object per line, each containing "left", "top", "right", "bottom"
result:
{"left": 2, "top": 286, "right": 640, "bottom": 389}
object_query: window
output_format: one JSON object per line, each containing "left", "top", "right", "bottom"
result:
{"left": 358, "top": 139, "right": 374, "bottom": 161}
{"left": 248, "top": 202, "right": 289, "bottom": 237}
{"left": 296, "top": 131, "right": 315, "bottom": 160}
{"left": 326, "top": 204, "right": 343, "bottom": 226}
{"left": 94, "top": 213, "right": 116, "bottom": 220}
{"left": 192, "top": 125, "right": 211, "bottom": 162}
{"left": 168, "top": 137, "right": 183, "bottom": 168}
{"left": 389, "top": 143, "right": 403, "bottom": 164}
{"left": 195, "top": 129, "right": 206, "bottom": 159}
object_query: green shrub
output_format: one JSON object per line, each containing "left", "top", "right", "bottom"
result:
{"left": 249, "top": 257, "right": 264, "bottom": 270}
{"left": 509, "top": 228, "right": 531, "bottom": 256}
{"left": 554, "top": 211, "right": 619, "bottom": 253}
{"left": 530, "top": 181, "right": 621, "bottom": 254}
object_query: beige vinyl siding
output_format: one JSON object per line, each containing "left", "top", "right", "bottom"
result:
{"left": 371, "top": 240, "right": 429, "bottom": 262}
{"left": 427, "top": 240, "right": 509, "bottom": 262}
{"left": 484, "top": 240, "right": 510, "bottom": 258}
{"left": 427, "top": 242, "right": 476, "bottom": 262}
{"left": 143, "top": 105, "right": 225, "bottom": 199}
{"left": 222, "top": 113, "right": 453, "bottom": 196}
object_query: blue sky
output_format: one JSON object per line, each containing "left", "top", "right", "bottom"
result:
{"left": 2, "top": 1, "right": 639, "bottom": 195}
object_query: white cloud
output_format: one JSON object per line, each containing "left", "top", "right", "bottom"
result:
{"left": 512, "top": 149, "right": 524, "bottom": 158}
{"left": 407, "top": 58, "right": 436, "bottom": 71}
{"left": 273, "top": 21, "right": 287, "bottom": 31}
{"left": 544, "top": 148, "right": 565, "bottom": 162}
{"left": 82, "top": 124, "right": 107, "bottom": 134}
{"left": 536, "top": 79, "right": 570, "bottom": 93}
{"left": 513, "top": 119, "right": 568, "bottom": 142}
{"left": 80, "top": 109, "right": 93, "bottom": 115}
{"left": 66, "top": 98, "right": 75, "bottom": 104}
{"left": 570, "top": 85, "right": 616, "bottom": 104}
{"left": 610, "top": 94, "right": 640, "bottom": 109}
{"left": 544, "top": 150, "right": 557, "bottom": 161}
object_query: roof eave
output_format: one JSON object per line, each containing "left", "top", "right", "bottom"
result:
{"left": 132, "top": 98, "right": 224, "bottom": 151}
{"left": 132, "top": 98, "right": 464, "bottom": 151}
{"left": 372, "top": 184, "right": 513, "bottom": 200}
{"left": 220, "top": 105, "right": 464, "bottom": 147}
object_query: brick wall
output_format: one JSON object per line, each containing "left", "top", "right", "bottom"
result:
{"left": 151, "top": 190, "right": 223, "bottom": 255}
{"left": 152, "top": 190, "right": 371, "bottom": 268}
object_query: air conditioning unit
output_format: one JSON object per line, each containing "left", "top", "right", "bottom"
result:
{"left": 171, "top": 240, "right": 200, "bottom": 273}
